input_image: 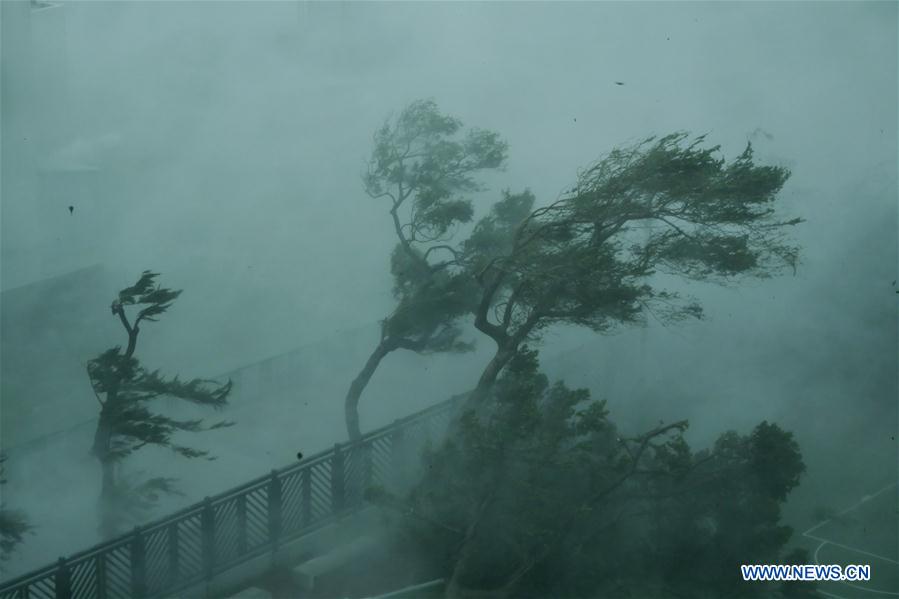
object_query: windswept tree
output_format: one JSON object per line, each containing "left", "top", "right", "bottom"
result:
{"left": 370, "top": 349, "right": 807, "bottom": 598}
{"left": 345, "top": 99, "right": 508, "bottom": 440}
{"left": 0, "top": 453, "right": 32, "bottom": 562}
{"left": 464, "top": 133, "right": 801, "bottom": 406}
{"left": 88, "top": 271, "right": 233, "bottom": 538}
{"left": 648, "top": 420, "right": 808, "bottom": 596}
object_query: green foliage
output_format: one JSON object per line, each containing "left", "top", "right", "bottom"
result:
{"left": 386, "top": 252, "right": 479, "bottom": 352}
{"left": 780, "top": 548, "right": 819, "bottom": 598}
{"left": 402, "top": 349, "right": 683, "bottom": 596}
{"left": 365, "top": 99, "right": 507, "bottom": 243}
{"left": 346, "top": 99, "right": 509, "bottom": 441}
{"left": 88, "top": 354, "right": 234, "bottom": 462}
{"left": 397, "top": 350, "right": 805, "bottom": 598}
{"left": 88, "top": 272, "right": 233, "bottom": 533}
{"left": 0, "top": 454, "right": 32, "bottom": 561}
{"left": 115, "top": 270, "right": 182, "bottom": 323}
{"left": 0, "top": 510, "right": 31, "bottom": 560}
{"left": 463, "top": 189, "right": 536, "bottom": 272}
{"left": 468, "top": 133, "right": 800, "bottom": 354}
{"left": 364, "top": 99, "right": 508, "bottom": 353}
{"left": 645, "top": 422, "right": 807, "bottom": 596}
{"left": 347, "top": 100, "right": 507, "bottom": 439}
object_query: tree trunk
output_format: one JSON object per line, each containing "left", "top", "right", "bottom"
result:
{"left": 98, "top": 458, "right": 118, "bottom": 539}
{"left": 463, "top": 345, "right": 515, "bottom": 412}
{"left": 344, "top": 337, "right": 399, "bottom": 441}
{"left": 92, "top": 411, "right": 119, "bottom": 539}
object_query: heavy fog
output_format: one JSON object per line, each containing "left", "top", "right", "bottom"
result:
{"left": 1, "top": 2, "right": 896, "bottom": 598}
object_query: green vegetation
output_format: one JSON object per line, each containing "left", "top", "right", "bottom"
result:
{"left": 345, "top": 99, "right": 508, "bottom": 440}
{"left": 356, "top": 101, "right": 807, "bottom": 598}
{"left": 463, "top": 132, "right": 800, "bottom": 408}
{"left": 87, "top": 271, "right": 233, "bottom": 538}
{"left": 373, "top": 350, "right": 809, "bottom": 598}
{"left": 0, "top": 453, "right": 32, "bottom": 562}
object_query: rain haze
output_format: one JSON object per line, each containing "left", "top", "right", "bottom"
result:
{"left": 1, "top": 2, "right": 896, "bottom": 598}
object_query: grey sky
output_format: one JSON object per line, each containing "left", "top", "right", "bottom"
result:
{"left": 1, "top": 0, "right": 896, "bottom": 580}
{"left": 4, "top": 1, "right": 894, "bottom": 375}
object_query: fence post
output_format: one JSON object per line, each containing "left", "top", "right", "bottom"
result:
{"left": 54, "top": 557, "right": 72, "bottom": 599}
{"left": 96, "top": 553, "right": 108, "bottom": 599}
{"left": 301, "top": 467, "right": 312, "bottom": 526}
{"left": 200, "top": 497, "right": 215, "bottom": 580}
{"left": 167, "top": 521, "right": 180, "bottom": 589}
{"left": 235, "top": 494, "right": 248, "bottom": 555}
{"left": 331, "top": 443, "right": 345, "bottom": 514}
{"left": 267, "top": 470, "right": 282, "bottom": 549}
{"left": 131, "top": 527, "right": 147, "bottom": 598}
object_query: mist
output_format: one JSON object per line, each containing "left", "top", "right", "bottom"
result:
{"left": 1, "top": 2, "right": 896, "bottom": 598}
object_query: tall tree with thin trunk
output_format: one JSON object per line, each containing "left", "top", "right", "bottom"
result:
{"left": 88, "top": 271, "right": 233, "bottom": 539}
{"left": 344, "top": 99, "right": 508, "bottom": 440}
{"left": 463, "top": 133, "right": 801, "bottom": 408}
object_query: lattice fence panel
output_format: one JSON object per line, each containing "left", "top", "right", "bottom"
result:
{"left": 370, "top": 435, "right": 392, "bottom": 488}
{"left": 0, "top": 397, "right": 464, "bottom": 599}
{"left": 279, "top": 469, "right": 305, "bottom": 536}
{"left": 308, "top": 461, "right": 332, "bottom": 521}
{"left": 343, "top": 445, "right": 366, "bottom": 508}
{"left": 68, "top": 556, "right": 98, "bottom": 599}
{"left": 213, "top": 499, "right": 241, "bottom": 569}
{"left": 1, "top": 575, "right": 55, "bottom": 599}
{"left": 172, "top": 513, "right": 204, "bottom": 584}
{"left": 102, "top": 543, "right": 133, "bottom": 599}
{"left": 142, "top": 526, "right": 170, "bottom": 597}
{"left": 243, "top": 486, "right": 271, "bottom": 552}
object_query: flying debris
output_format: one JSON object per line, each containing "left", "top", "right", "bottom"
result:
{"left": 296, "top": 451, "right": 304, "bottom": 461}
{"left": 68, "top": 206, "right": 74, "bottom": 215}
{"left": 614, "top": 81, "right": 625, "bottom": 86}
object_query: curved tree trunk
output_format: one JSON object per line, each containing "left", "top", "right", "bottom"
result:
{"left": 463, "top": 345, "right": 515, "bottom": 412}
{"left": 344, "top": 337, "right": 399, "bottom": 441}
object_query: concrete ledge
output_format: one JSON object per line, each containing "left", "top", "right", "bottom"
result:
{"left": 363, "top": 579, "right": 445, "bottom": 599}
{"left": 172, "top": 506, "right": 381, "bottom": 598}
{"left": 291, "top": 535, "right": 382, "bottom": 591}
{"left": 223, "top": 587, "right": 272, "bottom": 599}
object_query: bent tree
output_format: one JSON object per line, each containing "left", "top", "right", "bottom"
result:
{"left": 464, "top": 133, "right": 801, "bottom": 407}
{"left": 345, "top": 99, "right": 508, "bottom": 440}
{"left": 392, "top": 349, "right": 808, "bottom": 598}
{"left": 88, "top": 271, "right": 233, "bottom": 539}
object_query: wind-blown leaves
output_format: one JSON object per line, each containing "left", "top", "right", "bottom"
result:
{"left": 345, "top": 100, "right": 509, "bottom": 439}
{"left": 117, "top": 271, "right": 182, "bottom": 321}
{"left": 468, "top": 132, "right": 801, "bottom": 358}
{"left": 88, "top": 271, "right": 234, "bottom": 535}
{"left": 399, "top": 349, "right": 805, "bottom": 597}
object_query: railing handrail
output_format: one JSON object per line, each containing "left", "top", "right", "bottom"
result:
{"left": 0, "top": 392, "right": 466, "bottom": 596}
